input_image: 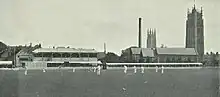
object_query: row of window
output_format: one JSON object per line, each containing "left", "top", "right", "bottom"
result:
{"left": 164, "top": 57, "right": 195, "bottom": 62}
{"left": 34, "top": 53, "right": 97, "bottom": 58}
{"left": 47, "top": 63, "right": 94, "bottom": 67}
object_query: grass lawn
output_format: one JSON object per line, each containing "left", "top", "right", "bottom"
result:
{"left": 0, "top": 68, "right": 219, "bottom": 97}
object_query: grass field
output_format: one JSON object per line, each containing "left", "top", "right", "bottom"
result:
{"left": 0, "top": 68, "right": 219, "bottom": 97}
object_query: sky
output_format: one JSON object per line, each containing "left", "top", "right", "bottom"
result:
{"left": 0, "top": 0, "right": 219, "bottom": 55}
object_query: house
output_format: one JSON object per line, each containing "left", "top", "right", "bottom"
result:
{"left": 140, "top": 48, "right": 155, "bottom": 63}
{"left": 120, "top": 47, "right": 155, "bottom": 63}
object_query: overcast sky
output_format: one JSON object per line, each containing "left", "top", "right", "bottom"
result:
{"left": 0, "top": 0, "right": 219, "bottom": 55}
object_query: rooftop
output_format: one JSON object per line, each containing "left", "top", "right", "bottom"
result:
{"left": 130, "top": 48, "right": 142, "bottom": 54}
{"left": 141, "top": 48, "right": 155, "bottom": 57}
{"left": 32, "top": 48, "right": 97, "bottom": 53}
{"left": 156, "top": 48, "right": 198, "bottom": 55}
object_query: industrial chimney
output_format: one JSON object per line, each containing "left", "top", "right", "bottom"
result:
{"left": 138, "top": 18, "right": 142, "bottom": 48}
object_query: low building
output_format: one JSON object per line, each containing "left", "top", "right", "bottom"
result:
{"left": 16, "top": 47, "right": 100, "bottom": 68}
{"left": 120, "top": 47, "right": 155, "bottom": 63}
{"left": 156, "top": 48, "right": 198, "bottom": 63}
{"left": 0, "top": 41, "right": 7, "bottom": 52}
{"left": 130, "top": 47, "right": 142, "bottom": 62}
{"left": 140, "top": 48, "right": 155, "bottom": 63}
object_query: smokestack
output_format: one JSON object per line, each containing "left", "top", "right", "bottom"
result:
{"left": 138, "top": 18, "right": 142, "bottom": 48}
{"left": 103, "top": 43, "right": 107, "bottom": 70}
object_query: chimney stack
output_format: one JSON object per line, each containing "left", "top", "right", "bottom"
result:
{"left": 138, "top": 18, "right": 142, "bottom": 48}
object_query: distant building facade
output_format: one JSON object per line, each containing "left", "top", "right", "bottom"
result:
{"left": 121, "top": 47, "right": 199, "bottom": 63}
{"left": 185, "top": 5, "right": 204, "bottom": 62}
{"left": 140, "top": 48, "right": 155, "bottom": 63}
{"left": 156, "top": 48, "right": 198, "bottom": 63}
{"left": 147, "top": 28, "right": 156, "bottom": 48}
{"left": 120, "top": 46, "right": 155, "bottom": 63}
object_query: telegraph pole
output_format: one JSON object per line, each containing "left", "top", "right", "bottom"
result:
{"left": 13, "top": 47, "right": 16, "bottom": 68}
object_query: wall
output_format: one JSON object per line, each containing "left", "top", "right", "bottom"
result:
{"left": 157, "top": 55, "right": 198, "bottom": 63}
{"left": 131, "top": 54, "right": 141, "bottom": 63}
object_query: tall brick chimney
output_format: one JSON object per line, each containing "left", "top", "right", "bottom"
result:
{"left": 138, "top": 18, "right": 142, "bottom": 48}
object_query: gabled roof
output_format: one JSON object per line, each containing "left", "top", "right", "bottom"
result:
{"left": 141, "top": 48, "right": 154, "bottom": 57}
{"left": 156, "top": 48, "right": 197, "bottom": 55}
{"left": 130, "top": 48, "right": 141, "bottom": 54}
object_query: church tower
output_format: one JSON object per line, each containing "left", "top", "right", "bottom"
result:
{"left": 185, "top": 4, "right": 204, "bottom": 62}
{"left": 147, "top": 28, "right": 156, "bottom": 48}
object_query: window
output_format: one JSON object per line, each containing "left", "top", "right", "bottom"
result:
{"left": 53, "top": 53, "right": 61, "bottom": 58}
{"left": 80, "top": 53, "right": 89, "bottom": 57}
{"left": 19, "top": 58, "right": 29, "bottom": 61}
{"left": 62, "top": 53, "right": 70, "bottom": 58}
{"left": 43, "top": 53, "right": 52, "bottom": 57}
{"left": 71, "top": 53, "right": 79, "bottom": 58}
{"left": 47, "top": 63, "right": 62, "bottom": 67}
{"left": 89, "top": 53, "right": 97, "bottom": 57}
{"left": 33, "top": 53, "right": 42, "bottom": 57}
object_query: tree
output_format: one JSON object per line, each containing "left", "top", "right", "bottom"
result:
{"left": 160, "top": 44, "right": 164, "bottom": 48}
{"left": 106, "top": 52, "right": 120, "bottom": 63}
{"left": 206, "top": 52, "right": 209, "bottom": 55}
{"left": 160, "top": 44, "right": 168, "bottom": 48}
{"left": 39, "top": 43, "right": 42, "bottom": 48}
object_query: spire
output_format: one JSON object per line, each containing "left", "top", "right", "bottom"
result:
{"left": 151, "top": 28, "right": 153, "bottom": 34}
{"left": 187, "top": 8, "right": 190, "bottom": 14}
{"left": 193, "top": 0, "right": 196, "bottom": 8}
{"left": 154, "top": 28, "right": 156, "bottom": 35}
{"left": 148, "top": 28, "right": 150, "bottom": 34}
{"left": 154, "top": 28, "right": 156, "bottom": 34}
{"left": 147, "top": 29, "right": 149, "bottom": 34}
{"left": 153, "top": 28, "right": 155, "bottom": 34}
{"left": 192, "top": 0, "right": 197, "bottom": 12}
{"left": 201, "top": 6, "right": 203, "bottom": 15}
